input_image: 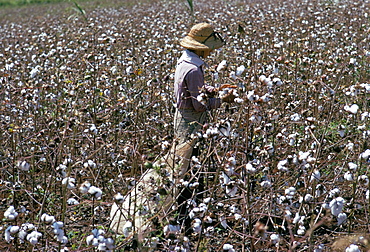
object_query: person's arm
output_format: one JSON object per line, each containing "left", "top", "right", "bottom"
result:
{"left": 186, "top": 68, "right": 221, "bottom": 111}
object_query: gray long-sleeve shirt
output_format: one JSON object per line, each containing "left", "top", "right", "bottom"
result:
{"left": 174, "top": 50, "right": 221, "bottom": 112}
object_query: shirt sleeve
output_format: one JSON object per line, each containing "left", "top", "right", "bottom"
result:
{"left": 185, "top": 68, "right": 221, "bottom": 112}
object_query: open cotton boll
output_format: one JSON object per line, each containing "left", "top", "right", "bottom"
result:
{"left": 245, "top": 163, "right": 256, "bottom": 173}
{"left": 216, "top": 60, "right": 227, "bottom": 72}
{"left": 329, "top": 197, "right": 344, "bottom": 216}
{"left": 337, "top": 212, "right": 347, "bottom": 225}
{"left": 223, "top": 243, "right": 235, "bottom": 251}
{"left": 344, "top": 104, "right": 359, "bottom": 114}
{"left": 229, "top": 71, "right": 236, "bottom": 79}
{"left": 26, "top": 231, "right": 42, "bottom": 245}
{"left": 62, "top": 177, "right": 76, "bottom": 189}
{"left": 348, "top": 162, "right": 358, "bottom": 170}
{"left": 235, "top": 65, "right": 245, "bottom": 76}
{"left": 88, "top": 186, "right": 102, "bottom": 199}
{"left": 359, "top": 149, "right": 370, "bottom": 160}
{"left": 79, "top": 181, "right": 91, "bottom": 194}
{"left": 114, "top": 193, "right": 124, "bottom": 204}
{"left": 344, "top": 171, "right": 353, "bottom": 181}
{"left": 67, "top": 198, "right": 79, "bottom": 205}
{"left": 192, "top": 218, "right": 202, "bottom": 233}
{"left": 346, "top": 244, "right": 360, "bottom": 252}
{"left": 41, "top": 213, "right": 56, "bottom": 224}
{"left": 270, "top": 233, "right": 280, "bottom": 244}
{"left": 17, "top": 160, "right": 30, "bottom": 171}
{"left": 4, "top": 206, "right": 18, "bottom": 221}
{"left": 122, "top": 221, "right": 132, "bottom": 237}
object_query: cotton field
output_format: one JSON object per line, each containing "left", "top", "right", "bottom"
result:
{"left": 0, "top": 0, "right": 369, "bottom": 251}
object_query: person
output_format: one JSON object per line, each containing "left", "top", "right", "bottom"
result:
{"left": 109, "top": 23, "right": 235, "bottom": 243}
{"left": 165, "top": 22, "right": 235, "bottom": 179}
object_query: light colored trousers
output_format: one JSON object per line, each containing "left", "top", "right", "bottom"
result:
{"left": 109, "top": 108, "right": 205, "bottom": 241}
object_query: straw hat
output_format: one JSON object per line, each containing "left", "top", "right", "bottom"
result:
{"left": 180, "top": 23, "right": 224, "bottom": 50}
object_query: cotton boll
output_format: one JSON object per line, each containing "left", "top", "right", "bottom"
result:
{"left": 310, "top": 170, "right": 321, "bottom": 181}
{"left": 261, "top": 180, "right": 272, "bottom": 188}
{"left": 226, "top": 185, "right": 238, "bottom": 197}
{"left": 4, "top": 206, "right": 18, "bottom": 221}
{"left": 358, "top": 175, "right": 369, "bottom": 186}
{"left": 359, "top": 149, "right": 370, "bottom": 160}
{"left": 285, "top": 187, "right": 296, "bottom": 199}
{"left": 26, "top": 231, "right": 42, "bottom": 245}
{"left": 67, "top": 198, "right": 79, "bottom": 205}
{"left": 86, "top": 234, "right": 95, "bottom": 245}
{"left": 62, "top": 177, "right": 76, "bottom": 189}
{"left": 329, "top": 197, "right": 344, "bottom": 216}
{"left": 344, "top": 104, "right": 359, "bottom": 114}
{"left": 344, "top": 171, "right": 353, "bottom": 181}
{"left": 349, "top": 58, "right": 356, "bottom": 65}
{"left": 114, "top": 193, "right": 124, "bottom": 204}
{"left": 273, "top": 77, "right": 283, "bottom": 86}
{"left": 122, "top": 221, "right": 132, "bottom": 237}
{"left": 329, "top": 188, "right": 340, "bottom": 198}
{"left": 79, "top": 181, "right": 91, "bottom": 193}
{"left": 223, "top": 243, "right": 235, "bottom": 251}
{"left": 88, "top": 186, "right": 102, "bottom": 199}
{"left": 216, "top": 60, "right": 227, "bottom": 72}
{"left": 236, "top": 65, "right": 245, "bottom": 76}
{"left": 52, "top": 221, "right": 64, "bottom": 229}
{"left": 41, "top": 213, "right": 56, "bottom": 224}
{"left": 348, "top": 162, "right": 358, "bottom": 170}
{"left": 245, "top": 163, "right": 256, "bottom": 173}
{"left": 304, "top": 194, "right": 313, "bottom": 202}
{"left": 297, "top": 225, "right": 306, "bottom": 235}
{"left": 346, "top": 244, "right": 360, "bottom": 252}
{"left": 293, "top": 213, "right": 302, "bottom": 224}
{"left": 9, "top": 225, "right": 20, "bottom": 234}
{"left": 5, "top": 226, "right": 13, "bottom": 242}
{"left": 270, "top": 233, "right": 280, "bottom": 244}
{"left": 234, "top": 97, "right": 244, "bottom": 103}
{"left": 277, "top": 159, "right": 289, "bottom": 172}
{"left": 229, "top": 71, "right": 236, "bottom": 79}
{"left": 259, "top": 75, "right": 267, "bottom": 83}
{"left": 246, "top": 90, "right": 258, "bottom": 101}
{"left": 17, "top": 160, "right": 30, "bottom": 171}
{"left": 337, "top": 212, "right": 347, "bottom": 225}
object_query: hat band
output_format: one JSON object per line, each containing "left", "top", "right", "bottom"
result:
{"left": 189, "top": 32, "right": 224, "bottom": 45}
{"left": 202, "top": 31, "right": 224, "bottom": 44}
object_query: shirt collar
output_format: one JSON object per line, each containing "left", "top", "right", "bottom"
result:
{"left": 178, "top": 49, "right": 205, "bottom": 67}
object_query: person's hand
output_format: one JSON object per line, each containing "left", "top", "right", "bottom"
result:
{"left": 201, "top": 85, "right": 217, "bottom": 97}
{"left": 221, "top": 89, "right": 236, "bottom": 103}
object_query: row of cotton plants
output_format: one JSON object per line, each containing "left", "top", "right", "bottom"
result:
{"left": 0, "top": 0, "right": 369, "bottom": 250}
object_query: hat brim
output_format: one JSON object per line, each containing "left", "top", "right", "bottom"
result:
{"left": 179, "top": 35, "right": 224, "bottom": 50}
